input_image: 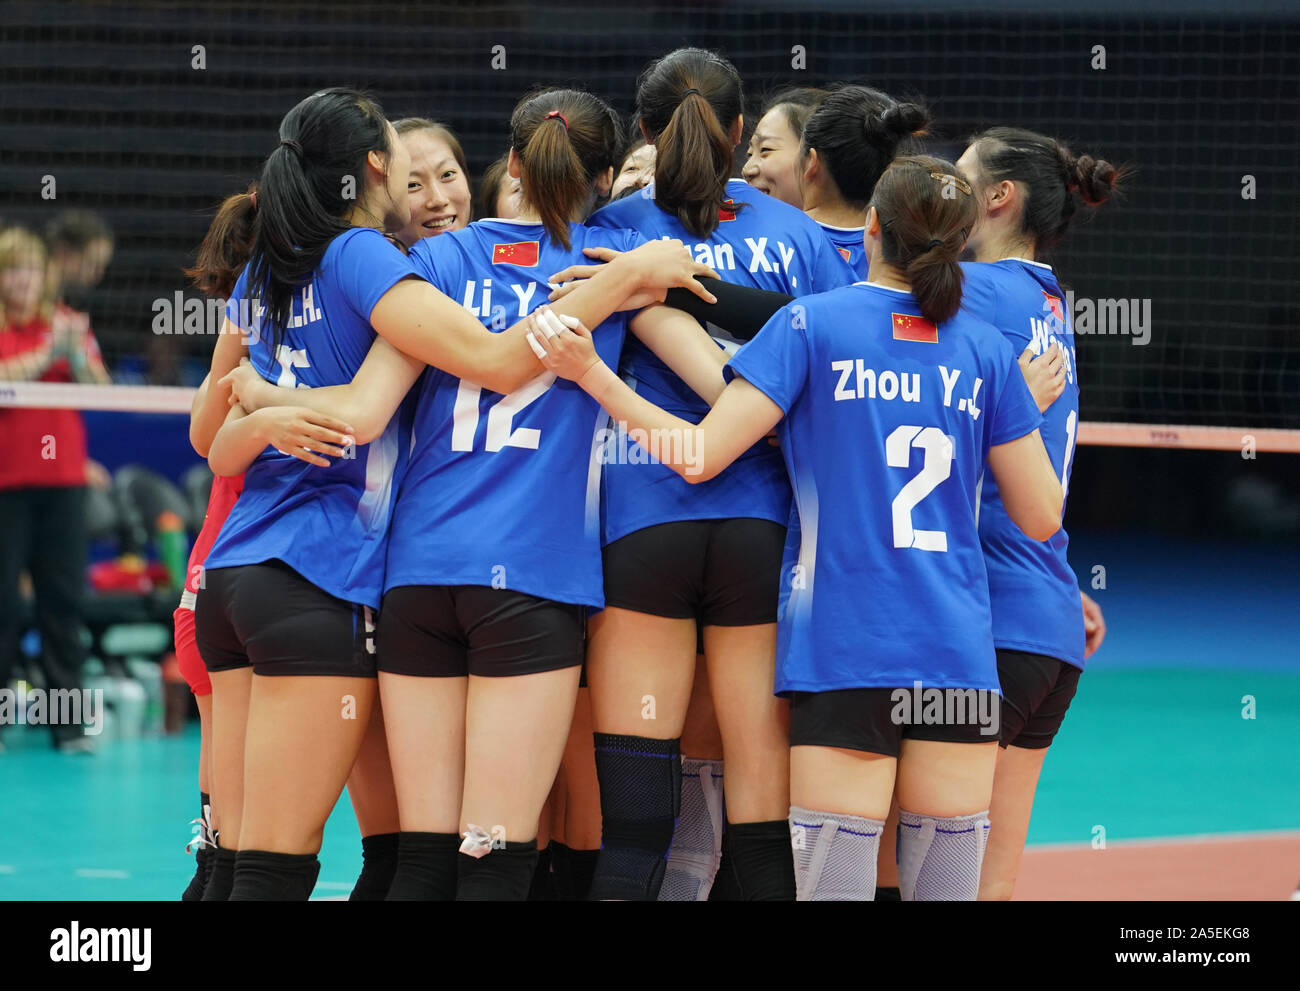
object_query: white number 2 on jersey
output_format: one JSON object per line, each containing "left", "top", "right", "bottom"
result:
{"left": 886, "top": 425, "right": 955, "bottom": 553}
{"left": 450, "top": 373, "right": 557, "bottom": 453}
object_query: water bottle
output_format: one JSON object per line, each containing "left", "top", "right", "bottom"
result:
{"left": 156, "top": 511, "right": 188, "bottom": 593}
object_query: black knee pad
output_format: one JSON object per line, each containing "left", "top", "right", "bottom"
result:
{"left": 386, "top": 831, "right": 460, "bottom": 901}
{"left": 350, "top": 832, "right": 399, "bottom": 901}
{"left": 551, "top": 842, "right": 600, "bottom": 902}
{"left": 228, "top": 850, "right": 320, "bottom": 901}
{"left": 182, "top": 846, "right": 215, "bottom": 902}
{"left": 589, "top": 733, "right": 681, "bottom": 901}
{"left": 527, "top": 845, "right": 555, "bottom": 901}
{"left": 200, "top": 847, "right": 237, "bottom": 902}
{"left": 455, "top": 840, "right": 539, "bottom": 901}
{"left": 726, "top": 819, "right": 796, "bottom": 901}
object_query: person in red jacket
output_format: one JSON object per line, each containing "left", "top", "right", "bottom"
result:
{"left": 0, "top": 226, "right": 109, "bottom": 753}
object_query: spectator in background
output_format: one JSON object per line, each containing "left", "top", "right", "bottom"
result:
{"left": 43, "top": 210, "right": 113, "bottom": 385}
{"left": 0, "top": 226, "right": 98, "bottom": 753}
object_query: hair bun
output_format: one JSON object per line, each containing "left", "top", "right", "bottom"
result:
{"left": 1073, "top": 154, "right": 1118, "bottom": 206}
{"left": 881, "top": 102, "right": 931, "bottom": 138}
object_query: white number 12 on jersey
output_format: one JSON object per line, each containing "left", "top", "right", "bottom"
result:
{"left": 450, "top": 373, "right": 557, "bottom": 452}
{"left": 886, "top": 425, "right": 955, "bottom": 552}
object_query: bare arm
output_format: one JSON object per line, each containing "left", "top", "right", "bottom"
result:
{"left": 628, "top": 304, "right": 730, "bottom": 406}
{"left": 986, "top": 429, "right": 1064, "bottom": 541}
{"left": 527, "top": 308, "right": 782, "bottom": 482}
{"left": 190, "top": 320, "right": 248, "bottom": 457}
{"left": 224, "top": 336, "right": 423, "bottom": 446}
{"left": 227, "top": 240, "right": 719, "bottom": 442}
{"left": 369, "top": 240, "right": 717, "bottom": 397}
{"left": 208, "top": 402, "right": 355, "bottom": 477}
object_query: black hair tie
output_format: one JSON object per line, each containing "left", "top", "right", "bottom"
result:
{"left": 681, "top": 88, "right": 702, "bottom": 98}
{"left": 279, "top": 137, "right": 303, "bottom": 158}
{"left": 927, "top": 238, "right": 944, "bottom": 250}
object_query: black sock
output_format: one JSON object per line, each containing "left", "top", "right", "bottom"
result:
{"left": 385, "top": 832, "right": 461, "bottom": 901}
{"left": 527, "top": 844, "right": 555, "bottom": 901}
{"left": 183, "top": 791, "right": 216, "bottom": 901}
{"left": 708, "top": 840, "right": 740, "bottom": 901}
{"left": 200, "top": 847, "right": 237, "bottom": 901}
{"left": 182, "top": 845, "right": 215, "bottom": 901}
{"left": 550, "top": 842, "right": 600, "bottom": 901}
{"left": 875, "top": 885, "right": 902, "bottom": 901}
{"left": 727, "top": 819, "right": 795, "bottom": 900}
{"left": 228, "top": 850, "right": 321, "bottom": 901}
{"left": 349, "top": 832, "right": 399, "bottom": 901}
{"left": 456, "top": 840, "right": 539, "bottom": 901}
{"left": 589, "top": 732, "right": 681, "bottom": 901}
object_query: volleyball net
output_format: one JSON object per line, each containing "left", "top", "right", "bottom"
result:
{"left": 2, "top": 0, "right": 1297, "bottom": 452}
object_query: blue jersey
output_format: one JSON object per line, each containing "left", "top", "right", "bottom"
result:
{"left": 725, "top": 282, "right": 1043, "bottom": 694}
{"left": 962, "top": 259, "right": 1085, "bottom": 669}
{"left": 590, "top": 178, "right": 857, "bottom": 544}
{"left": 383, "top": 219, "right": 642, "bottom": 606}
{"left": 205, "top": 228, "right": 416, "bottom": 609}
{"left": 817, "top": 222, "right": 868, "bottom": 280}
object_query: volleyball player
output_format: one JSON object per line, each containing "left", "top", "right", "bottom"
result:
{"left": 951, "top": 127, "right": 1122, "bottom": 899}
{"left": 529, "top": 154, "right": 1065, "bottom": 901}
{"left": 610, "top": 133, "right": 656, "bottom": 201}
{"left": 477, "top": 155, "right": 524, "bottom": 220}
{"left": 741, "top": 87, "right": 827, "bottom": 209}
{"left": 578, "top": 47, "right": 855, "bottom": 901}
{"left": 173, "top": 200, "right": 259, "bottom": 898}
{"left": 184, "top": 184, "right": 405, "bottom": 902}
{"left": 174, "top": 425, "right": 242, "bottom": 900}
{"left": 336, "top": 115, "right": 475, "bottom": 897}
{"left": 796, "top": 87, "right": 928, "bottom": 279}
{"left": 188, "top": 86, "right": 717, "bottom": 901}
{"left": 393, "top": 118, "right": 473, "bottom": 247}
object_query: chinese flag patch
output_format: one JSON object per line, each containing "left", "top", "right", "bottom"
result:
{"left": 1043, "top": 291, "right": 1065, "bottom": 324}
{"left": 837, "top": 246, "right": 852, "bottom": 263}
{"left": 492, "top": 241, "right": 540, "bottom": 267}
{"left": 892, "top": 312, "right": 939, "bottom": 343}
{"left": 718, "top": 202, "right": 736, "bottom": 222}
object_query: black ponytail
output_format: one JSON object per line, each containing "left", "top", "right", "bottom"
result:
{"left": 636, "top": 47, "right": 744, "bottom": 239}
{"left": 246, "top": 87, "right": 394, "bottom": 353}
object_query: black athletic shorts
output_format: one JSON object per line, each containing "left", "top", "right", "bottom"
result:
{"left": 378, "top": 584, "right": 585, "bottom": 678}
{"left": 788, "top": 686, "right": 1002, "bottom": 758}
{"left": 602, "top": 518, "right": 786, "bottom": 626}
{"left": 195, "top": 560, "right": 377, "bottom": 678}
{"left": 996, "top": 649, "right": 1082, "bottom": 749}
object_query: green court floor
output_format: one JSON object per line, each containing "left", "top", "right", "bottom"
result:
{"left": 2, "top": 666, "right": 1297, "bottom": 900}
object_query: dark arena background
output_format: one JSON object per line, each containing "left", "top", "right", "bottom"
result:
{"left": 0, "top": 0, "right": 1297, "bottom": 938}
